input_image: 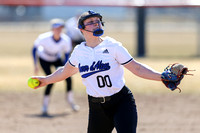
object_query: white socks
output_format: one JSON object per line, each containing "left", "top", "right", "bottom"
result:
{"left": 42, "top": 95, "right": 50, "bottom": 113}
{"left": 67, "top": 91, "right": 74, "bottom": 104}
{"left": 67, "top": 91, "right": 80, "bottom": 111}
{"left": 41, "top": 91, "right": 80, "bottom": 113}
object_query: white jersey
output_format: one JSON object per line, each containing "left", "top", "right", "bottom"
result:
{"left": 34, "top": 31, "right": 72, "bottom": 62}
{"left": 69, "top": 36, "right": 133, "bottom": 97}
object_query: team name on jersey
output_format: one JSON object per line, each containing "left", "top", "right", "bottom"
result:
{"left": 79, "top": 60, "right": 110, "bottom": 78}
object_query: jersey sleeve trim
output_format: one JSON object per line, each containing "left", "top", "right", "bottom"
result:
{"left": 121, "top": 58, "right": 133, "bottom": 65}
{"left": 69, "top": 60, "right": 76, "bottom": 67}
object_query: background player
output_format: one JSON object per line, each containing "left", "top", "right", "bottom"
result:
{"left": 32, "top": 18, "right": 79, "bottom": 116}
{"left": 32, "top": 11, "right": 162, "bottom": 132}
{"left": 65, "top": 14, "right": 85, "bottom": 48}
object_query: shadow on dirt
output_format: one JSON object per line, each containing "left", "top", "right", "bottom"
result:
{"left": 25, "top": 112, "right": 69, "bottom": 119}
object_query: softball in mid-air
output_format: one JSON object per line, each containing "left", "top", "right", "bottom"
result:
{"left": 28, "top": 78, "right": 40, "bottom": 89}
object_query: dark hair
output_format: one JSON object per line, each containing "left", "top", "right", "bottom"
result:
{"left": 78, "top": 10, "right": 103, "bottom": 29}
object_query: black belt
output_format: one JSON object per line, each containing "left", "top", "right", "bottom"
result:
{"left": 89, "top": 96, "right": 111, "bottom": 103}
{"left": 88, "top": 85, "right": 127, "bottom": 104}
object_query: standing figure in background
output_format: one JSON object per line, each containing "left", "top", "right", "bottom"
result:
{"left": 65, "top": 14, "right": 85, "bottom": 48}
{"left": 32, "top": 18, "right": 79, "bottom": 116}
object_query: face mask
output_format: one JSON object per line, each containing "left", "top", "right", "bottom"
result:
{"left": 93, "top": 29, "right": 104, "bottom": 36}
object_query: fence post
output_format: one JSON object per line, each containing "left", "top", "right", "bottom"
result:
{"left": 137, "top": 7, "right": 146, "bottom": 57}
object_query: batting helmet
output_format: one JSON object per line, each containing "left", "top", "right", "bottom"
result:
{"left": 78, "top": 10, "right": 104, "bottom": 29}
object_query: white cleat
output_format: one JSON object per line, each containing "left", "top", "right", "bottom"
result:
{"left": 71, "top": 104, "right": 80, "bottom": 112}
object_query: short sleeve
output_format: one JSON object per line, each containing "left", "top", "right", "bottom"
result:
{"left": 68, "top": 46, "right": 79, "bottom": 67}
{"left": 115, "top": 44, "right": 133, "bottom": 65}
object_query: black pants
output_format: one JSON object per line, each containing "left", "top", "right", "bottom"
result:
{"left": 39, "top": 58, "right": 72, "bottom": 96}
{"left": 88, "top": 86, "right": 138, "bottom": 133}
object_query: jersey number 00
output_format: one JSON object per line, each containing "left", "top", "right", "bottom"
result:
{"left": 96, "top": 75, "right": 112, "bottom": 88}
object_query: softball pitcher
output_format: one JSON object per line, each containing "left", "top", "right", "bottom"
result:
{"left": 32, "top": 18, "right": 79, "bottom": 116}
{"left": 32, "top": 11, "right": 162, "bottom": 132}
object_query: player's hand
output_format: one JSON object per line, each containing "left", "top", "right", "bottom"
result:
{"left": 31, "top": 76, "right": 47, "bottom": 89}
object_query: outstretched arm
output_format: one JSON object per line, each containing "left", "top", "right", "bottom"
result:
{"left": 33, "top": 61, "right": 78, "bottom": 89}
{"left": 124, "top": 59, "right": 162, "bottom": 81}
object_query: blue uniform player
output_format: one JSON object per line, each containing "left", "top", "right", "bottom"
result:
{"left": 32, "top": 18, "right": 79, "bottom": 116}
{"left": 65, "top": 14, "right": 85, "bottom": 48}
{"left": 32, "top": 11, "right": 162, "bottom": 132}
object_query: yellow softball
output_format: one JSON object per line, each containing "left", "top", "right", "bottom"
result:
{"left": 28, "top": 78, "right": 40, "bottom": 89}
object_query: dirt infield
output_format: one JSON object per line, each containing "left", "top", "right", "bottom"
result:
{"left": 1, "top": 90, "right": 200, "bottom": 133}
{"left": 0, "top": 23, "right": 199, "bottom": 133}
{"left": 0, "top": 57, "right": 199, "bottom": 133}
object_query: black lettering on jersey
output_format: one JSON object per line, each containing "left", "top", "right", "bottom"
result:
{"left": 97, "top": 75, "right": 112, "bottom": 88}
